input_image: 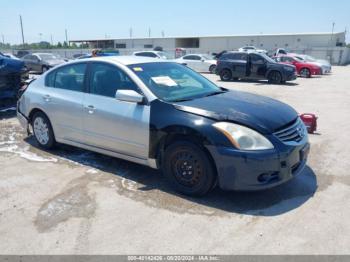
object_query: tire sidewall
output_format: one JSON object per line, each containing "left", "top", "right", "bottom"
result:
{"left": 209, "top": 65, "right": 216, "bottom": 74}
{"left": 220, "top": 69, "right": 232, "bottom": 81}
{"left": 162, "top": 141, "right": 216, "bottom": 196}
{"left": 32, "top": 112, "right": 55, "bottom": 149}
{"left": 300, "top": 68, "right": 311, "bottom": 78}
{"left": 268, "top": 71, "right": 282, "bottom": 84}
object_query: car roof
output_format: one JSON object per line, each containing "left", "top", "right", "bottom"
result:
{"left": 76, "top": 55, "right": 167, "bottom": 65}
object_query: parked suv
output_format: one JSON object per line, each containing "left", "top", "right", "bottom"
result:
{"left": 17, "top": 56, "right": 309, "bottom": 196}
{"left": 216, "top": 52, "right": 297, "bottom": 84}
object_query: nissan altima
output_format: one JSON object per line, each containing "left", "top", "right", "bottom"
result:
{"left": 17, "top": 56, "right": 310, "bottom": 196}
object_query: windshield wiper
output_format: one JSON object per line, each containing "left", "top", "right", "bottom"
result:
{"left": 203, "top": 90, "right": 226, "bottom": 97}
{"left": 170, "top": 98, "right": 195, "bottom": 102}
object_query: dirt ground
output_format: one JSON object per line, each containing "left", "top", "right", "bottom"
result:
{"left": 0, "top": 67, "right": 349, "bottom": 255}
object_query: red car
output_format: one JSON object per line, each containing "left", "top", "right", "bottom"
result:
{"left": 273, "top": 55, "right": 322, "bottom": 78}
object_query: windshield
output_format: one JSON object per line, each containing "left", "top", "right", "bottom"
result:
{"left": 158, "top": 52, "right": 173, "bottom": 59}
{"left": 128, "top": 62, "right": 223, "bottom": 102}
{"left": 259, "top": 53, "right": 276, "bottom": 63}
{"left": 303, "top": 55, "right": 317, "bottom": 62}
{"left": 39, "top": 54, "right": 59, "bottom": 61}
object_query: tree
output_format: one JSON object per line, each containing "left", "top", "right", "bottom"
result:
{"left": 57, "top": 42, "right": 62, "bottom": 48}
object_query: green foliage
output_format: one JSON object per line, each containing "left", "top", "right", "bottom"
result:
{"left": 1, "top": 41, "right": 84, "bottom": 50}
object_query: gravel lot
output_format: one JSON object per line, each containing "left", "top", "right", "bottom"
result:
{"left": 0, "top": 67, "right": 349, "bottom": 255}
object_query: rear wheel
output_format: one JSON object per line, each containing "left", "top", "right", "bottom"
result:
{"left": 42, "top": 66, "right": 49, "bottom": 73}
{"left": 300, "top": 68, "right": 311, "bottom": 78}
{"left": 209, "top": 65, "right": 217, "bottom": 74}
{"left": 32, "top": 112, "right": 56, "bottom": 149}
{"left": 268, "top": 71, "right": 282, "bottom": 84}
{"left": 162, "top": 141, "right": 216, "bottom": 196}
{"left": 220, "top": 69, "right": 232, "bottom": 81}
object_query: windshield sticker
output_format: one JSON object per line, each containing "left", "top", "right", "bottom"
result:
{"left": 151, "top": 76, "right": 178, "bottom": 87}
{"left": 133, "top": 67, "right": 143, "bottom": 72}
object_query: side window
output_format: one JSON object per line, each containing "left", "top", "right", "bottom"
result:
{"left": 250, "top": 54, "right": 265, "bottom": 64}
{"left": 45, "top": 71, "right": 56, "bottom": 87}
{"left": 89, "top": 63, "right": 138, "bottom": 98}
{"left": 54, "top": 63, "right": 87, "bottom": 92}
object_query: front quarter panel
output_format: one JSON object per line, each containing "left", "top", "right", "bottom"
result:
{"left": 149, "top": 100, "right": 232, "bottom": 160}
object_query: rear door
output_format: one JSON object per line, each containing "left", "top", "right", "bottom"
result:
{"left": 223, "top": 53, "right": 247, "bottom": 78}
{"left": 43, "top": 62, "right": 87, "bottom": 143}
{"left": 82, "top": 62, "right": 150, "bottom": 159}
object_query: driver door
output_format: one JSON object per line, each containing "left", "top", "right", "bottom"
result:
{"left": 249, "top": 54, "right": 267, "bottom": 79}
{"left": 82, "top": 62, "right": 150, "bottom": 159}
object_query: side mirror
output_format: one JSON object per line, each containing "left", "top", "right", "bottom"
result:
{"left": 201, "top": 59, "right": 205, "bottom": 62}
{"left": 115, "top": 89, "right": 145, "bottom": 104}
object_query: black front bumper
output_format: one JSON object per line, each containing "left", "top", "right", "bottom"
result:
{"left": 206, "top": 136, "right": 310, "bottom": 191}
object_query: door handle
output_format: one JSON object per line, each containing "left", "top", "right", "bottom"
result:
{"left": 43, "top": 94, "right": 51, "bottom": 102}
{"left": 85, "top": 105, "right": 96, "bottom": 114}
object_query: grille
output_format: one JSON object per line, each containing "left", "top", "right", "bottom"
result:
{"left": 274, "top": 118, "right": 306, "bottom": 143}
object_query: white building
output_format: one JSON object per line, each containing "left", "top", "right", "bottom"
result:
{"left": 71, "top": 32, "right": 349, "bottom": 64}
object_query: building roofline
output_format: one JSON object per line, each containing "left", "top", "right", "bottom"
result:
{"left": 70, "top": 32, "right": 345, "bottom": 42}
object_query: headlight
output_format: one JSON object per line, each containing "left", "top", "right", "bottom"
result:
{"left": 283, "top": 66, "right": 294, "bottom": 72}
{"left": 213, "top": 122, "right": 274, "bottom": 150}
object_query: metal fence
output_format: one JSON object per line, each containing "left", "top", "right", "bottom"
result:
{"left": 1, "top": 46, "right": 349, "bottom": 65}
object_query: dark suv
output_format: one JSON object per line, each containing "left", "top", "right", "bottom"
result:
{"left": 216, "top": 51, "right": 297, "bottom": 84}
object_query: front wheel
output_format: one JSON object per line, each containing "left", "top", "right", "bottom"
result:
{"left": 300, "top": 68, "right": 311, "bottom": 78}
{"left": 268, "top": 71, "right": 282, "bottom": 84}
{"left": 220, "top": 69, "right": 232, "bottom": 81}
{"left": 42, "top": 66, "right": 49, "bottom": 73}
{"left": 162, "top": 141, "right": 216, "bottom": 196}
{"left": 32, "top": 112, "right": 56, "bottom": 149}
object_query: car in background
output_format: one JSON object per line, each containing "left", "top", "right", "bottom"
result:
{"left": 216, "top": 51, "right": 296, "bottom": 84}
{"left": 15, "top": 50, "right": 30, "bottom": 58}
{"left": 1, "top": 53, "right": 20, "bottom": 60}
{"left": 175, "top": 54, "right": 217, "bottom": 73}
{"left": 292, "top": 54, "right": 331, "bottom": 74}
{"left": 17, "top": 56, "right": 309, "bottom": 196}
{"left": 238, "top": 46, "right": 268, "bottom": 54}
{"left": 21, "top": 53, "right": 66, "bottom": 73}
{"left": 273, "top": 55, "right": 322, "bottom": 78}
{"left": 133, "top": 51, "right": 172, "bottom": 59}
{"left": 72, "top": 53, "right": 89, "bottom": 59}
{"left": 0, "top": 53, "right": 28, "bottom": 99}
{"left": 273, "top": 48, "right": 288, "bottom": 57}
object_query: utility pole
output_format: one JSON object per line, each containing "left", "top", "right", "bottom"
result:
{"left": 1, "top": 34, "right": 4, "bottom": 45}
{"left": 161, "top": 30, "right": 165, "bottom": 38}
{"left": 65, "top": 29, "right": 68, "bottom": 47}
{"left": 50, "top": 35, "right": 53, "bottom": 46}
{"left": 129, "top": 27, "right": 133, "bottom": 38}
{"left": 148, "top": 27, "right": 151, "bottom": 38}
{"left": 19, "top": 15, "right": 25, "bottom": 47}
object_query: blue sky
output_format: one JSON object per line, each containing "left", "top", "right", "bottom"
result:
{"left": 1, "top": 0, "right": 349, "bottom": 44}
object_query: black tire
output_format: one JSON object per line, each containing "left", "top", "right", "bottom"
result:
{"left": 32, "top": 111, "right": 56, "bottom": 149}
{"left": 42, "top": 66, "right": 49, "bottom": 73}
{"left": 268, "top": 71, "right": 282, "bottom": 84}
{"left": 162, "top": 141, "right": 216, "bottom": 196}
{"left": 300, "top": 68, "right": 311, "bottom": 78}
{"left": 209, "top": 65, "right": 217, "bottom": 74}
{"left": 220, "top": 69, "right": 232, "bottom": 81}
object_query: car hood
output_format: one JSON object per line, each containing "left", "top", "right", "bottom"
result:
{"left": 0, "top": 56, "right": 25, "bottom": 75}
{"left": 173, "top": 90, "right": 298, "bottom": 134}
{"left": 316, "top": 59, "right": 331, "bottom": 66}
